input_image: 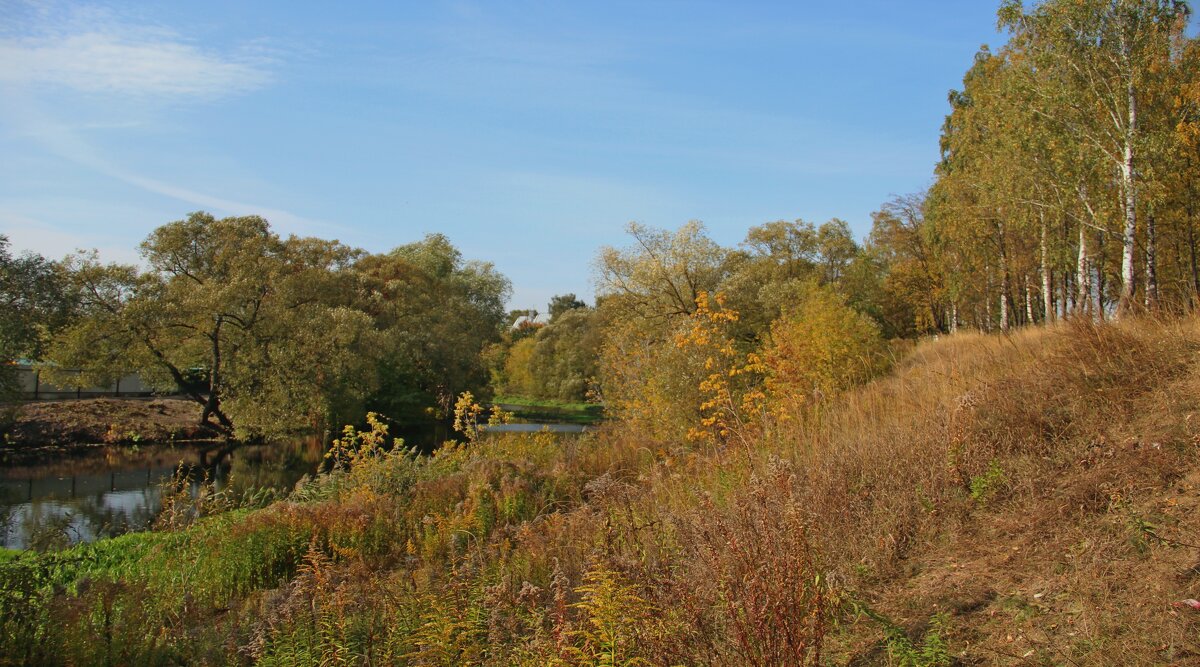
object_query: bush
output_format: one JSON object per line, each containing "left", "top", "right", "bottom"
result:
{"left": 762, "top": 282, "right": 890, "bottom": 412}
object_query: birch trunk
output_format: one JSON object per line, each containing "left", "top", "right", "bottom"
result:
{"left": 1025, "top": 274, "right": 1035, "bottom": 324}
{"left": 1118, "top": 77, "right": 1138, "bottom": 315}
{"left": 1000, "top": 291, "right": 1009, "bottom": 332}
{"left": 1040, "top": 212, "right": 1053, "bottom": 323}
{"left": 997, "top": 220, "right": 1013, "bottom": 331}
{"left": 1145, "top": 212, "right": 1157, "bottom": 310}
{"left": 1076, "top": 224, "right": 1089, "bottom": 317}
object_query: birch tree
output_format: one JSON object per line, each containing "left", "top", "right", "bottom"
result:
{"left": 999, "top": 0, "right": 1190, "bottom": 315}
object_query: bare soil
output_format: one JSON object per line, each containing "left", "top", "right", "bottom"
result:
{"left": 1, "top": 398, "right": 219, "bottom": 464}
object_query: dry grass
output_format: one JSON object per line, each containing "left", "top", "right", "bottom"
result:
{"left": 4, "top": 315, "right": 1200, "bottom": 665}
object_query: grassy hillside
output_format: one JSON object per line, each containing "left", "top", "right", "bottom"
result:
{"left": 2, "top": 316, "right": 1198, "bottom": 665}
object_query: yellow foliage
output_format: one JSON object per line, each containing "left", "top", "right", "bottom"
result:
{"left": 599, "top": 291, "right": 766, "bottom": 447}
{"left": 503, "top": 336, "right": 538, "bottom": 396}
{"left": 453, "top": 391, "right": 485, "bottom": 442}
{"left": 763, "top": 283, "right": 890, "bottom": 416}
{"left": 675, "top": 292, "right": 765, "bottom": 447}
{"left": 569, "top": 566, "right": 653, "bottom": 667}
{"left": 324, "top": 412, "right": 400, "bottom": 470}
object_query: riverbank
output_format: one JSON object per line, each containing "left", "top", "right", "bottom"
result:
{"left": 2, "top": 317, "right": 1198, "bottom": 664}
{"left": 1, "top": 398, "right": 219, "bottom": 465}
{"left": 491, "top": 395, "right": 604, "bottom": 424}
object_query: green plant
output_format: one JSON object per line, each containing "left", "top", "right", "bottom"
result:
{"left": 884, "top": 612, "right": 953, "bottom": 667}
{"left": 969, "top": 459, "right": 1006, "bottom": 504}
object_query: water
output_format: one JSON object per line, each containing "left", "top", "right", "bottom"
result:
{"left": 0, "top": 440, "right": 326, "bottom": 550}
{"left": 0, "top": 419, "right": 587, "bottom": 550}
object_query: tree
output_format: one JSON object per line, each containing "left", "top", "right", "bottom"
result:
{"left": 596, "top": 221, "right": 728, "bottom": 320}
{"left": 527, "top": 307, "right": 602, "bottom": 401}
{"left": 999, "top": 0, "right": 1191, "bottom": 315}
{"left": 869, "top": 194, "right": 948, "bottom": 334}
{"left": 762, "top": 282, "right": 890, "bottom": 413}
{"left": 0, "top": 236, "right": 73, "bottom": 399}
{"left": 594, "top": 222, "right": 732, "bottom": 441}
{"left": 501, "top": 336, "right": 538, "bottom": 397}
{"left": 49, "top": 213, "right": 376, "bottom": 439}
{"left": 354, "top": 234, "right": 511, "bottom": 419}
{"left": 548, "top": 293, "right": 587, "bottom": 320}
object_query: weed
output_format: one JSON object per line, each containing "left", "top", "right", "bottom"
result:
{"left": 569, "top": 566, "right": 652, "bottom": 667}
{"left": 968, "top": 459, "right": 1007, "bottom": 504}
{"left": 884, "top": 612, "right": 953, "bottom": 667}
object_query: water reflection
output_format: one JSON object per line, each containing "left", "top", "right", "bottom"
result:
{"left": 0, "top": 419, "right": 579, "bottom": 550}
{"left": 0, "top": 439, "right": 326, "bottom": 550}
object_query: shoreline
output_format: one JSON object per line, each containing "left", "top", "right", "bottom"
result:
{"left": 1, "top": 398, "right": 221, "bottom": 466}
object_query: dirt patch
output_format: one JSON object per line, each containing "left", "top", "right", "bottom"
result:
{"left": 1, "top": 398, "right": 219, "bottom": 464}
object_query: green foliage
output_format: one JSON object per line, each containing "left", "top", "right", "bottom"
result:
{"left": 968, "top": 459, "right": 1008, "bottom": 504}
{"left": 356, "top": 234, "right": 511, "bottom": 419}
{"left": 45, "top": 218, "right": 507, "bottom": 438}
{"left": 548, "top": 293, "right": 587, "bottom": 320}
{"left": 493, "top": 304, "right": 603, "bottom": 403}
{"left": 884, "top": 612, "right": 954, "bottom": 667}
{"left": 48, "top": 213, "right": 376, "bottom": 439}
{"left": 0, "top": 235, "right": 75, "bottom": 404}
{"left": 525, "top": 308, "right": 602, "bottom": 402}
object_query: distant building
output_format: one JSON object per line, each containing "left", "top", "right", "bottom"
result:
{"left": 509, "top": 311, "right": 551, "bottom": 329}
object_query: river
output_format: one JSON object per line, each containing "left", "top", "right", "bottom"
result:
{"left": 0, "top": 420, "right": 590, "bottom": 550}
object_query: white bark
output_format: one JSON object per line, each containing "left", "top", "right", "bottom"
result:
{"left": 1145, "top": 213, "right": 1158, "bottom": 309}
{"left": 1040, "top": 212, "right": 1054, "bottom": 323}
{"left": 1076, "top": 223, "right": 1089, "bottom": 316}
{"left": 1025, "top": 275, "right": 1035, "bottom": 324}
{"left": 1118, "top": 74, "right": 1138, "bottom": 314}
{"left": 1000, "top": 291, "right": 1009, "bottom": 332}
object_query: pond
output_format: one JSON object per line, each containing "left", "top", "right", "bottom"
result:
{"left": 0, "top": 420, "right": 588, "bottom": 550}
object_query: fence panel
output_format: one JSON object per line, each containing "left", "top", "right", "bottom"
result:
{"left": 14, "top": 365, "right": 160, "bottom": 400}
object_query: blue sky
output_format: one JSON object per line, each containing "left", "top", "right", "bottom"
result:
{"left": 2, "top": 1, "right": 1018, "bottom": 309}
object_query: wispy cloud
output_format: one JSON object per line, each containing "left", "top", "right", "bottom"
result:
{"left": 0, "top": 2, "right": 271, "bottom": 99}
{"left": 6, "top": 98, "right": 340, "bottom": 238}
{"left": 0, "top": 209, "right": 141, "bottom": 264}
{"left": 0, "top": 3, "right": 333, "bottom": 241}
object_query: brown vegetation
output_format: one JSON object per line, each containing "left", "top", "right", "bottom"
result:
{"left": 1, "top": 398, "right": 216, "bottom": 453}
{"left": 3, "top": 315, "right": 1199, "bottom": 665}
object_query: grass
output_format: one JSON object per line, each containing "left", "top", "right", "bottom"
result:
{"left": 491, "top": 395, "right": 606, "bottom": 424}
{"left": 2, "top": 315, "right": 1199, "bottom": 665}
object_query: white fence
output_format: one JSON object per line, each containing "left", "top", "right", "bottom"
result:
{"left": 13, "top": 364, "right": 158, "bottom": 400}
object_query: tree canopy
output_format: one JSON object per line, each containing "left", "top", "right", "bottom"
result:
{"left": 46, "top": 215, "right": 507, "bottom": 439}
